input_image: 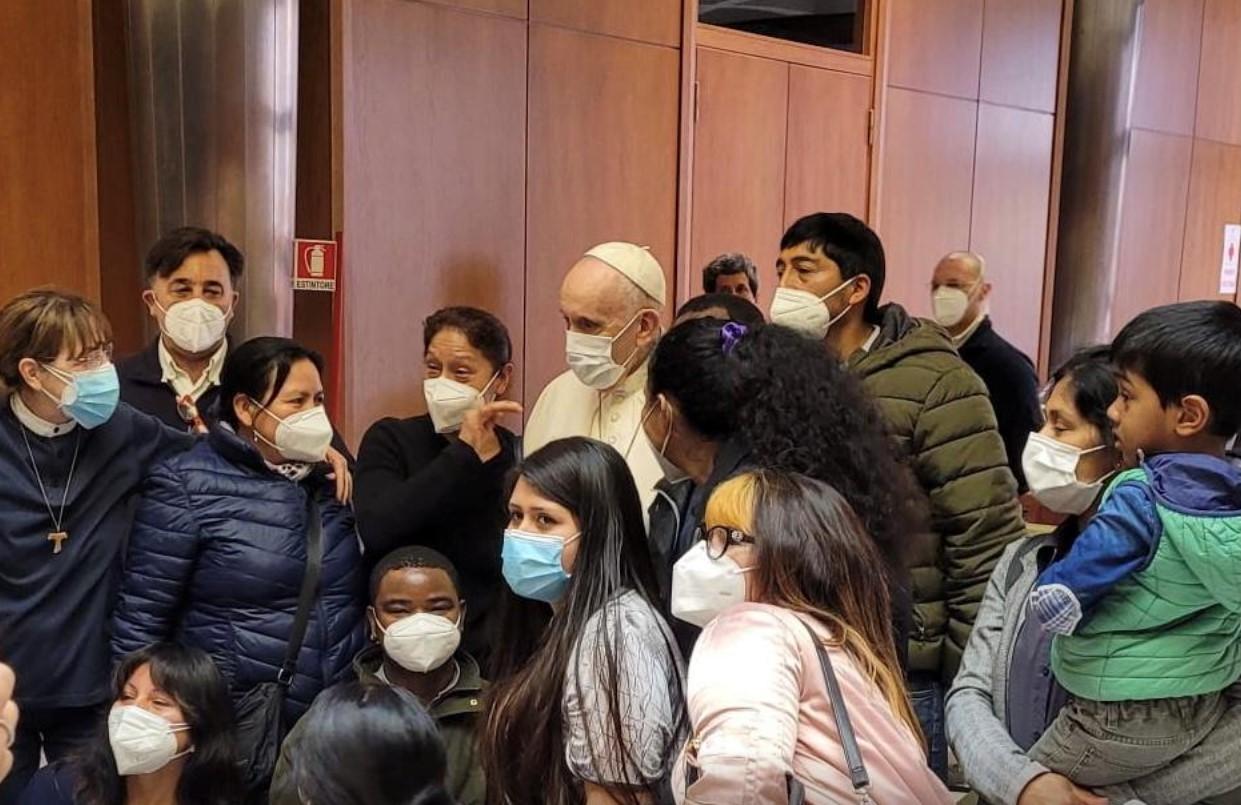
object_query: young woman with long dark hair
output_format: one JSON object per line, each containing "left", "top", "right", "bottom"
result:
{"left": 285, "top": 681, "right": 454, "bottom": 805}
{"left": 644, "top": 318, "right": 924, "bottom": 656}
{"left": 672, "top": 471, "right": 950, "bottom": 804}
{"left": 479, "top": 437, "right": 688, "bottom": 805}
{"left": 18, "top": 643, "right": 241, "bottom": 805}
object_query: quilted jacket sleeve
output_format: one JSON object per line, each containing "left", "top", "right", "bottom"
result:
{"left": 111, "top": 460, "right": 202, "bottom": 659}
{"left": 912, "top": 364, "right": 1026, "bottom": 679}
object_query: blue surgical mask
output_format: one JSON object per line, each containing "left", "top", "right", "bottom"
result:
{"left": 42, "top": 363, "right": 120, "bottom": 429}
{"left": 502, "top": 529, "right": 580, "bottom": 603}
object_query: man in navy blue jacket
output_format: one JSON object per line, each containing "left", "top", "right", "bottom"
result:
{"left": 117, "top": 228, "right": 355, "bottom": 464}
{"left": 116, "top": 227, "right": 242, "bottom": 433}
{"left": 0, "top": 290, "right": 194, "bottom": 804}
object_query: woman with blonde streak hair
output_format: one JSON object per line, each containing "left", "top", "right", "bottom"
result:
{"left": 671, "top": 470, "right": 951, "bottom": 805}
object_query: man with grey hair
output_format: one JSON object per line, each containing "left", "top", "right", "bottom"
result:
{"left": 931, "top": 251, "right": 1041, "bottom": 491}
{"left": 524, "top": 242, "right": 667, "bottom": 510}
{"left": 702, "top": 252, "right": 758, "bottom": 303}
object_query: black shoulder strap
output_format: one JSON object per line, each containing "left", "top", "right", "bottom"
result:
{"left": 278, "top": 494, "right": 324, "bottom": 687}
{"left": 796, "top": 618, "right": 872, "bottom": 803}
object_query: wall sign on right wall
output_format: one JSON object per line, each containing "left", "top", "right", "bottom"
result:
{"left": 1220, "top": 223, "right": 1240, "bottom": 295}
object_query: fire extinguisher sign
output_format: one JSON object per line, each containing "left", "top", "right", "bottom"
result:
{"left": 293, "top": 238, "right": 339, "bottom": 292}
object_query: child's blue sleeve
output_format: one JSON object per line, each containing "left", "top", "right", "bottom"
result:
{"left": 1028, "top": 482, "right": 1160, "bottom": 634}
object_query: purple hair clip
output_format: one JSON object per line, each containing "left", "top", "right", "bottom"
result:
{"left": 721, "top": 322, "right": 748, "bottom": 355}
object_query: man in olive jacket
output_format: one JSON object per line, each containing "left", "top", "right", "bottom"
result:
{"left": 269, "top": 547, "right": 486, "bottom": 805}
{"left": 770, "top": 212, "right": 1026, "bottom": 779}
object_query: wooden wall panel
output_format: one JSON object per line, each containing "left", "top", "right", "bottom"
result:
{"left": 423, "top": 0, "right": 527, "bottom": 18}
{"left": 877, "top": 88, "right": 977, "bottom": 318}
{"left": 1195, "top": 0, "right": 1241, "bottom": 145}
{"left": 1112, "top": 131, "right": 1193, "bottom": 334}
{"left": 690, "top": 48, "right": 789, "bottom": 311}
{"left": 93, "top": 0, "right": 144, "bottom": 355}
{"left": 1132, "top": 0, "right": 1204, "bottom": 136}
{"left": 1178, "top": 140, "right": 1241, "bottom": 301}
{"left": 341, "top": 0, "right": 527, "bottom": 445}
{"left": 531, "top": 0, "right": 680, "bottom": 47}
{"left": 885, "top": 0, "right": 983, "bottom": 99}
{"left": 0, "top": 0, "right": 100, "bottom": 303}
{"left": 526, "top": 25, "right": 680, "bottom": 399}
{"left": 784, "top": 66, "right": 871, "bottom": 227}
{"left": 969, "top": 103, "right": 1054, "bottom": 359}
{"left": 979, "top": 0, "right": 1062, "bottom": 113}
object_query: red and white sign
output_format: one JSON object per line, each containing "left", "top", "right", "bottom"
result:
{"left": 1220, "top": 224, "right": 1240, "bottom": 295}
{"left": 294, "top": 238, "right": 338, "bottom": 292}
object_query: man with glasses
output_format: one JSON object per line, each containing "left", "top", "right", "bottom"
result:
{"left": 0, "top": 290, "right": 195, "bottom": 804}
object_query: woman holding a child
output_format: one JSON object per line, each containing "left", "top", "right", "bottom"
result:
{"left": 947, "top": 303, "right": 1241, "bottom": 805}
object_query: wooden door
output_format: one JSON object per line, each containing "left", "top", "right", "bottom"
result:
{"left": 690, "top": 47, "right": 789, "bottom": 309}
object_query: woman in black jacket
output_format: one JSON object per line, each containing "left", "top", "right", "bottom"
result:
{"left": 355, "top": 306, "right": 521, "bottom": 669}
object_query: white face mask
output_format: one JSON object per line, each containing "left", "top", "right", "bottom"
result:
{"left": 424, "top": 373, "right": 498, "bottom": 434}
{"left": 643, "top": 397, "right": 689, "bottom": 485}
{"left": 768, "top": 279, "right": 856, "bottom": 340}
{"left": 931, "top": 285, "right": 976, "bottom": 329}
{"left": 108, "top": 705, "right": 193, "bottom": 776}
{"left": 157, "top": 298, "right": 231, "bottom": 354}
{"left": 564, "top": 310, "right": 649, "bottom": 390}
{"left": 1022, "top": 431, "right": 1110, "bottom": 515}
{"left": 251, "top": 402, "right": 334, "bottom": 463}
{"left": 378, "top": 611, "right": 462, "bottom": 673}
{"left": 670, "top": 540, "right": 751, "bottom": 628}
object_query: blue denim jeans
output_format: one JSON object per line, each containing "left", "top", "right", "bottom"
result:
{"left": 909, "top": 674, "right": 948, "bottom": 782}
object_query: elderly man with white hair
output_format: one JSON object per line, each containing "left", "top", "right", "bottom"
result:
{"left": 931, "top": 251, "right": 1041, "bottom": 492}
{"left": 524, "top": 242, "right": 667, "bottom": 510}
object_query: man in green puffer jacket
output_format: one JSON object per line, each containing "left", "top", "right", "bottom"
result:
{"left": 769, "top": 212, "right": 1026, "bottom": 778}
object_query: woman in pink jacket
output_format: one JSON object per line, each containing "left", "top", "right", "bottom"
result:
{"left": 671, "top": 470, "right": 951, "bottom": 805}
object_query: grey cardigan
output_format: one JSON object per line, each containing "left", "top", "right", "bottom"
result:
{"left": 945, "top": 529, "right": 1241, "bottom": 805}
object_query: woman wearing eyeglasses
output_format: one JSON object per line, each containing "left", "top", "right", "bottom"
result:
{"left": 672, "top": 470, "right": 951, "bottom": 804}
{"left": 0, "top": 291, "right": 197, "bottom": 804}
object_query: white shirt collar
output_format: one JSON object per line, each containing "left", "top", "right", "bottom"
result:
{"left": 10, "top": 391, "right": 76, "bottom": 438}
{"left": 859, "top": 325, "right": 882, "bottom": 353}
{"left": 951, "top": 314, "right": 986, "bottom": 346}
{"left": 158, "top": 338, "right": 227, "bottom": 400}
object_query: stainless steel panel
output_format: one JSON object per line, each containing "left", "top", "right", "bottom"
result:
{"left": 1049, "top": 0, "right": 1142, "bottom": 368}
{"left": 127, "top": 0, "right": 299, "bottom": 340}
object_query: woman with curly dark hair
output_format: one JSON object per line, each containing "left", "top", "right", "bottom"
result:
{"left": 644, "top": 317, "right": 926, "bottom": 659}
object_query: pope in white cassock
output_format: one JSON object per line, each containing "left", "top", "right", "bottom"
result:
{"left": 523, "top": 242, "right": 667, "bottom": 513}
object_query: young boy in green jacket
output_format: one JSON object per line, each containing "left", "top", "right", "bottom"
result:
{"left": 1029, "top": 301, "right": 1241, "bottom": 786}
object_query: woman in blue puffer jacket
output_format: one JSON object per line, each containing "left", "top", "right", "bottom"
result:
{"left": 111, "top": 337, "right": 366, "bottom": 723}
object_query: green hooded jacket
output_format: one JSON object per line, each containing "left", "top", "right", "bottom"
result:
{"left": 269, "top": 645, "right": 487, "bottom": 805}
{"left": 848, "top": 303, "right": 1026, "bottom": 679}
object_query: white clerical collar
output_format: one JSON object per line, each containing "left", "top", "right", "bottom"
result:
{"left": 10, "top": 391, "right": 76, "bottom": 438}
{"left": 603, "top": 358, "right": 650, "bottom": 401}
